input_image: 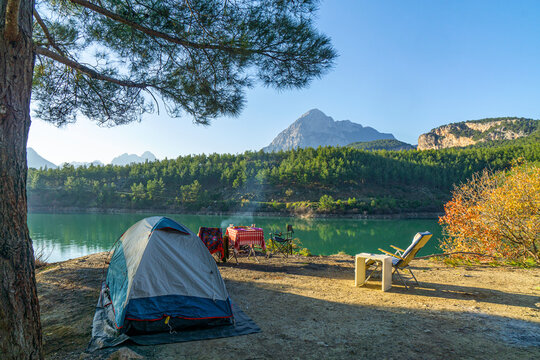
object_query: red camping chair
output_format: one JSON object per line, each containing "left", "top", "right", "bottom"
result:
{"left": 197, "top": 227, "right": 225, "bottom": 262}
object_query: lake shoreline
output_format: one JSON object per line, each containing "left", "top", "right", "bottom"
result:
{"left": 28, "top": 206, "right": 442, "bottom": 220}
{"left": 29, "top": 213, "right": 445, "bottom": 261}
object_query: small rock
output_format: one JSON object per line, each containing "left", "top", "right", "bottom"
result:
{"left": 107, "top": 347, "right": 144, "bottom": 360}
{"left": 316, "top": 341, "right": 329, "bottom": 347}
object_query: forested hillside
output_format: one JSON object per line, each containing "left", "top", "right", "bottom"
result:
{"left": 466, "top": 128, "right": 540, "bottom": 148}
{"left": 27, "top": 143, "right": 539, "bottom": 215}
{"left": 348, "top": 139, "right": 415, "bottom": 151}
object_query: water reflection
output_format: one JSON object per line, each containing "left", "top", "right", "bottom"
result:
{"left": 29, "top": 213, "right": 442, "bottom": 262}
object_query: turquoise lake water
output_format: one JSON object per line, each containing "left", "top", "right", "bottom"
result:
{"left": 28, "top": 213, "right": 443, "bottom": 262}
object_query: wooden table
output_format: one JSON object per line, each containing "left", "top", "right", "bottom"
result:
{"left": 226, "top": 226, "right": 266, "bottom": 262}
{"left": 355, "top": 253, "right": 392, "bottom": 291}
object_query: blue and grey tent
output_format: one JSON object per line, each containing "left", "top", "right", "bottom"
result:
{"left": 88, "top": 216, "right": 259, "bottom": 351}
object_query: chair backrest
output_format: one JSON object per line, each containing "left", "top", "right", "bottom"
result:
{"left": 197, "top": 227, "right": 223, "bottom": 252}
{"left": 395, "top": 231, "right": 432, "bottom": 268}
{"left": 286, "top": 224, "right": 294, "bottom": 233}
{"left": 198, "top": 227, "right": 223, "bottom": 238}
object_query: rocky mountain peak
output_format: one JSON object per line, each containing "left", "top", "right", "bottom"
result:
{"left": 27, "top": 148, "right": 57, "bottom": 169}
{"left": 263, "top": 109, "right": 394, "bottom": 152}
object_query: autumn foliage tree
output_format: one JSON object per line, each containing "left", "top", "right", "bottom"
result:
{"left": 439, "top": 163, "right": 540, "bottom": 262}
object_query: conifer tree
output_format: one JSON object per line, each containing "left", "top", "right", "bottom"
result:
{"left": 0, "top": 1, "right": 335, "bottom": 357}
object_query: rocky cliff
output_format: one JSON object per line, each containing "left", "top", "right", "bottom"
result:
{"left": 263, "top": 109, "right": 394, "bottom": 152}
{"left": 417, "top": 117, "right": 539, "bottom": 150}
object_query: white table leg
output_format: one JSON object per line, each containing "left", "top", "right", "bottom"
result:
{"left": 381, "top": 257, "right": 392, "bottom": 291}
{"left": 355, "top": 255, "right": 366, "bottom": 287}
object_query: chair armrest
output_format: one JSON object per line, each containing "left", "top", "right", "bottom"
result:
{"left": 378, "top": 248, "right": 404, "bottom": 260}
{"left": 390, "top": 245, "right": 405, "bottom": 253}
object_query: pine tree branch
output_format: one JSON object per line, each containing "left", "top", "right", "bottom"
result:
{"left": 67, "top": 0, "right": 287, "bottom": 59}
{"left": 68, "top": 0, "right": 244, "bottom": 53}
{"left": 35, "top": 46, "right": 149, "bottom": 89}
{"left": 4, "top": 0, "right": 21, "bottom": 41}
{"left": 184, "top": 0, "right": 217, "bottom": 41}
{"left": 33, "top": 10, "right": 65, "bottom": 56}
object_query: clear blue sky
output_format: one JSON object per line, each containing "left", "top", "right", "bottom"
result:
{"left": 28, "top": 0, "right": 540, "bottom": 165}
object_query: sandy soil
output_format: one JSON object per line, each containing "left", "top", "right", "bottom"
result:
{"left": 37, "top": 253, "right": 540, "bottom": 359}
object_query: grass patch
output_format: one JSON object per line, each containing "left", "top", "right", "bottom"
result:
{"left": 505, "top": 258, "right": 538, "bottom": 268}
{"left": 442, "top": 257, "right": 481, "bottom": 267}
{"left": 442, "top": 256, "right": 538, "bottom": 268}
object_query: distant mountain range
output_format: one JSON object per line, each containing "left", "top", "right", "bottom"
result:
{"left": 27, "top": 115, "right": 539, "bottom": 169}
{"left": 111, "top": 151, "right": 157, "bottom": 166}
{"left": 70, "top": 160, "right": 104, "bottom": 168}
{"left": 27, "top": 149, "right": 157, "bottom": 169}
{"left": 263, "top": 110, "right": 538, "bottom": 152}
{"left": 262, "top": 109, "right": 395, "bottom": 152}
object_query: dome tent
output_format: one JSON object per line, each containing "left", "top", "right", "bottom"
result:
{"left": 88, "top": 216, "right": 259, "bottom": 351}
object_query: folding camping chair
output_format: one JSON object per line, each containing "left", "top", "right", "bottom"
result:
{"left": 365, "top": 231, "right": 432, "bottom": 289}
{"left": 269, "top": 224, "right": 294, "bottom": 257}
{"left": 197, "top": 227, "right": 226, "bottom": 262}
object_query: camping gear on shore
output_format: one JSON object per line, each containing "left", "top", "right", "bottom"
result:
{"left": 226, "top": 225, "right": 266, "bottom": 263}
{"left": 364, "top": 231, "right": 432, "bottom": 289}
{"left": 269, "top": 224, "right": 294, "bottom": 257}
{"left": 197, "top": 226, "right": 226, "bottom": 262}
{"left": 355, "top": 253, "right": 393, "bottom": 291}
{"left": 88, "top": 216, "right": 259, "bottom": 351}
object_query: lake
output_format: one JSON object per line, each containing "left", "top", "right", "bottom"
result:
{"left": 28, "top": 213, "right": 443, "bottom": 262}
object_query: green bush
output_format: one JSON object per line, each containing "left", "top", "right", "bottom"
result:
{"left": 318, "top": 194, "right": 335, "bottom": 211}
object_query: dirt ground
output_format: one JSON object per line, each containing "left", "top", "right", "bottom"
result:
{"left": 37, "top": 252, "right": 540, "bottom": 359}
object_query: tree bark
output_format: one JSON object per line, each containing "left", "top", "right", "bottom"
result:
{"left": 0, "top": 0, "right": 43, "bottom": 359}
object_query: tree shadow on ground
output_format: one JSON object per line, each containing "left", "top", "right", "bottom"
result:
{"left": 37, "top": 257, "right": 540, "bottom": 359}
{"left": 352, "top": 268, "right": 540, "bottom": 309}
{"left": 220, "top": 257, "right": 540, "bottom": 311}
{"left": 219, "top": 256, "right": 353, "bottom": 279}
{"left": 387, "top": 281, "right": 540, "bottom": 309}
{"left": 134, "top": 279, "right": 540, "bottom": 360}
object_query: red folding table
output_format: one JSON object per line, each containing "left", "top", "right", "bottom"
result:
{"left": 226, "top": 226, "right": 266, "bottom": 262}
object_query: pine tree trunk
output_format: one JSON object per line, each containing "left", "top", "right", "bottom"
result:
{"left": 0, "top": 0, "right": 43, "bottom": 359}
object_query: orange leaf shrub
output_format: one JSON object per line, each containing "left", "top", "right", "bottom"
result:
{"left": 439, "top": 163, "right": 540, "bottom": 262}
